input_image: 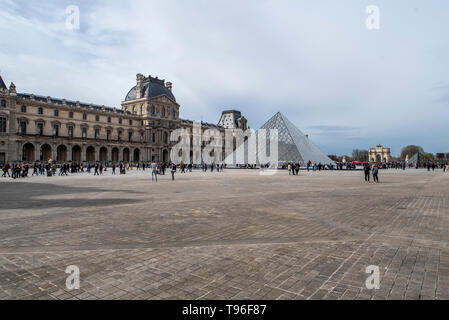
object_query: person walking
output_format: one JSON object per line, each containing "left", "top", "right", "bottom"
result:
{"left": 32, "top": 163, "right": 39, "bottom": 176}
{"left": 2, "top": 163, "right": 10, "bottom": 177}
{"left": 171, "top": 163, "right": 177, "bottom": 181}
{"left": 372, "top": 165, "right": 379, "bottom": 183}
{"left": 364, "top": 163, "right": 371, "bottom": 182}
{"left": 151, "top": 162, "right": 158, "bottom": 182}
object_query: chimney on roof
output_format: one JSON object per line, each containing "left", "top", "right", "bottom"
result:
{"left": 166, "top": 81, "right": 173, "bottom": 92}
{"left": 136, "top": 73, "right": 144, "bottom": 99}
{"left": 9, "top": 82, "right": 16, "bottom": 95}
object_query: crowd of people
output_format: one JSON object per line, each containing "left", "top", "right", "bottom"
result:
{"left": 0, "top": 161, "right": 228, "bottom": 181}
{"left": 2, "top": 159, "right": 448, "bottom": 182}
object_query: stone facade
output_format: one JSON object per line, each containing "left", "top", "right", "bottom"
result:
{"left": 0, "top": 74, "right": 247, "bottom": 165}
{"left": 369, "top": 145, "right": 391, "bottom": 163}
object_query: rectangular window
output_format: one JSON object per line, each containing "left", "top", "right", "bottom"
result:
{"left": 21, "top": 105, "right": 27, "bottom": 113}
{"left": 20, "top": 121, "right": 26, "bottom": 134}
{"left": 119, "top": 118, "right": 123, "bottom": 124}
{"left": 96, "top": 115, "right": 100, "bottom": 121}
{"left": 95, "top": 128, "right": 100, "bottom": 139}
{"left": 108, "top": 117, "right": 111, "bottom": 123}
{"left": 53, "top": 125, "right": 59, "bottom": 137}
{"left": 83, "top": 113, "right": 87, "bottom": 120}
{"left": 152, "top": 133, "right": 155, "bottom": 143}
{"left": 129, "top": 119, "right": 133, "bottom": 125}
{"left": 37, "top": 123, "right": 43, "bottom": 135}
{"left": 0, "top": 100, "right": 6, "bottom": 108}
{"left": 0, "top": 117, "right": 6, "bottom": 132}
{"left": 54, "top": 109, "right": 59, "bottom": 117}
{"left": 106, "top": 130, "right": 111, "bottom": 141}
{"left": 68, "top": 126, "right": 73, "bottom": 138}
{"left": 128, "top": 132, "right": 133, "bottom": 142}
{"left": 118, "top": 131, "right": 122, "bottom": 141}
{"left": 69, "top": 111, "right": 74, "bottom": 118}
{"left": 38, "top": 107, "right": 43, "bottom": 115}
{"left": 82, "top": 127, "right": 87, "bottom": 138}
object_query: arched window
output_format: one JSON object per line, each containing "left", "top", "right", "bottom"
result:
{"left": 162, "top": 107, "right": 166, "bottom": 117}
{"left": 151, "top": 105, "right": 155, "bottom": 115}
{"left": 21, "top": 105, "right": 26, "bottom": 113}
{"left": 163, "top": 132, "right": 168, "bottom": 144}
{"left": 141, "top": 104, "right": 144, "bottom": 115}
{"left": 133, "top": 105, "right": 136, "bottom": 114}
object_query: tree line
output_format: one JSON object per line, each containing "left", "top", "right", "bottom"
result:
{"left": 329, "top": 145, "right": 436, "bottom": 163}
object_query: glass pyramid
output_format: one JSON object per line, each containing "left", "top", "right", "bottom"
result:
{"left": 406, "top": 153, "right": 419, "bottom": 166}
{"left": 258, "top": 112, "right": 334, "bottom": 165}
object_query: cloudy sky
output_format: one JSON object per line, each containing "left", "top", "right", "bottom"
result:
{"left": 1, "top": 0, "right": 448, "bottom": 156}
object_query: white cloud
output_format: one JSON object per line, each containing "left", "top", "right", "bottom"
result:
{"left": 1, "top": 0, "right": 449, "bottom": 155}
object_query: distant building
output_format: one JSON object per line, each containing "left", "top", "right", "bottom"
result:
{"left": 369, "top": 145, "right": 391, "bottom": 163}
{"left": 0, "top": 73, "right": 247, "bottom": 165}
{"left": 218, "top": 110, "right": 248, "bottom": 130}
{"left": 436, "top": 153, "right": 449, "bottom": 161}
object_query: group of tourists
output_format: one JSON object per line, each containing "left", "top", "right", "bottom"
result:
{"left": 282, "top": 161, "right": 332, "bottom": 173}
{"left": 287, "top": 163, "right": 301, "bottom": 175}
{"left": 363, "top": 163, "right": 380, "bottom": 183}
{"left": 1, "top": 161, "right": 209, "bottom": 180}
{"left": 201, "top": 163, "right": 225, "bottom": 172}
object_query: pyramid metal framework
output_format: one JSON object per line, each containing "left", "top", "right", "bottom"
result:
{"left": 258, "top": 112, "right": 334, "bottom": 165}
{"left": 224, "top": 112, "right": 334, "bottom": 166}
{"left": 406, "top": 152, "right": 419, "bottom": 167}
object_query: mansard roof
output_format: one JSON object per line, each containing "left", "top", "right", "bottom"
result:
{"left": 0, "top": 75, "right": 7, "bottom": 91}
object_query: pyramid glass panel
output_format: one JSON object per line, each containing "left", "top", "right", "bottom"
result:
{"left": 258, "top": 112, "right": 334, "bottom": 165}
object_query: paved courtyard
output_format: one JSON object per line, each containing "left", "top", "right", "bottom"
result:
{"left": 0, "top": 168, "right": 448, "bottom": 300}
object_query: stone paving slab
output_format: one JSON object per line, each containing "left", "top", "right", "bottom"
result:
{"left": 0, "top": 169, "right": 448, "bottom": 299}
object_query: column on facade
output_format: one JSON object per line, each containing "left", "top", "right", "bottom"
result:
{"left": 81, "top": 145, "right": 86, "bottom": 162}
{"left": 67, "top": 144, "right": 73, "bottom": 162}
{"left": 17, "top": 141, "right": 22, "bottom": 162}
{"left": 35, "top": 143, "right": 40, "bottom": 162}
{"left": 107, "top": 147, "right": 112, "bottom": 163}
{"left": 51, "top": 143, "right": 57, "bottom": 162}
{"left": 118, "top": 147, "right": 123, "bottom": 162}
{"left": 95, "top": 146, "right": 100, "bottom": 162}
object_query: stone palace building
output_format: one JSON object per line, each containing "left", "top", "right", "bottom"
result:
{"left": 0, "top": 73, "right": 247, "bottom": 165}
